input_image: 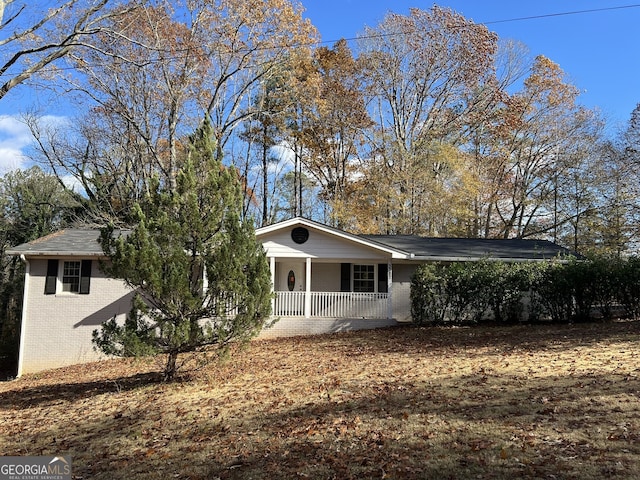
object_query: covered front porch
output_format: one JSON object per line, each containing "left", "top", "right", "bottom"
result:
{"left": 274, "top": 291, "right": 390, "bottom": 318}
{"left": 268, "top": 257, "right": 393, "bottom": 320}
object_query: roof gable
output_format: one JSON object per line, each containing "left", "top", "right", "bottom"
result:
{"left": 256, "top": 217, "right": 408, "bottom": 259}
{"left": 256, "top": 218, "right": 574, "bottom": 261}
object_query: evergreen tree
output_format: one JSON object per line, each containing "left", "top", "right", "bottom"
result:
{"left": 93, "top": 116, "right": 273, "bottom": 380}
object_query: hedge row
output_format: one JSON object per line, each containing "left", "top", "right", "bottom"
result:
{"left": 410, "top": 256, "right": 640, "bottom": 325}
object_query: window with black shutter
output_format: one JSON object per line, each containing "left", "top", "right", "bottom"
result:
{"left": 79, "top": 260, "right": 92, "bottom": 294}
{"left": 340, "top": 263, "right": 351, "bottom": 292}
{"left": 44, "top": 259, "right": 59, "bottom": 295}
{"left": 46, "top": 259, "right": 92, "bottom": 295}
{"left": 353, "top": 264, "right": 375, "bottom": 292}
{"left": 62, "top": 261, "right": 81, "bottom": 292}
{"left": 378, "top": 263, "right": 388, "bottom": 293}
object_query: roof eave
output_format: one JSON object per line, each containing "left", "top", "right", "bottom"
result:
{"left": 6, "top": 251, "right": 106, "bottom": 258}
{"left": 409, "top": 255, "right": 571, "bottom": 263}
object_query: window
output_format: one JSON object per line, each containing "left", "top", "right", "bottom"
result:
{"left": 45, "top": 259, "right": 92, "bottom": 295}
{"left": 353, "top": 264, "right": 375, "bottom": 293}
{"left": 62, "top": 261, "right": 81, "bottom": 292}
{"left": 342, "top": 263, "right": 389, "bottom": 293}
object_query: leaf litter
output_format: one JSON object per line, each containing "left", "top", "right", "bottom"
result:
{"left": 1, "top": 321, "right": 639, "bottom": 479}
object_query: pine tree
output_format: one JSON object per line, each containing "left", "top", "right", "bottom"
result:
{"left": 93, "top": 116, "right": 273, "bottom": 380}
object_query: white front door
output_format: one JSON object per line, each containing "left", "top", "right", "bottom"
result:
{"left": 278, "top": 261, "right": 306, "bottom": 292}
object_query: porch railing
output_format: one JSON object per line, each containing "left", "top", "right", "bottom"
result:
{"left": 273, "top": 291, "right": 389, "bottom": 319}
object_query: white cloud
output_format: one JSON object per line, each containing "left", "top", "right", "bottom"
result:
{"left": 0, "top": 115, "right": 31, "bottom": 140}
{"left": 0, "top": 114, "right": 69, "bottom": 175}
{"left": 35, "top": 114, "right": 71, "bottom": 131}
{"left": 269, "top": 142, "right": 295, "bottom": 171}
{"left": 0, "top": 147, "right": 27, "bottom": 174}
{"left": 0, "top": 115, "right": 31, "bottom": 173}
{"left": 60, "top": 173, "right": 84, "bottom": 193}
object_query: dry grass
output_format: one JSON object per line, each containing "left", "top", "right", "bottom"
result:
{"left": 1, "top": 321, "right": 640, "bottom": 479}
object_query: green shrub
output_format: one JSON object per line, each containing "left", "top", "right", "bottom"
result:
{"left": 411, "top": 260, "right": 537, "bottom": 325}
{"left": 616, "top": 255, "right": 640, "bottom": 319}
{"left": 583, "top": 255, "right": 622, "bottom": 321}
{"left": 410, "top": 263, "right": 449, "bottom": 325}
{"left": 488, "top": 262, "right": 538, "bottom": 323}
{"left": 410, "top": 256, "right": 640, "bottom": 326}
{"left": 529, "top": 261, "right": 574, "bottom": 322}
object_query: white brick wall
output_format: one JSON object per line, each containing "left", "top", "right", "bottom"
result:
{"left": 391, "top": 264, "right": 417, "bottom": 323}
{"left": 19, "top": 258, "right": 133, "bottom": 375}
{"left": 258, "top": 317, "right": 398, "bottom": 339}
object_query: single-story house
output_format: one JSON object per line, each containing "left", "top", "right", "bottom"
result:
{"left": 7, "top": 217, "right": 573, "bottom": 376}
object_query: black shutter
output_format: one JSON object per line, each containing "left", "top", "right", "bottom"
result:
{"left": 44, "top": 259, "right": 58, "bottom": 295}
{"left": 79, "top": 260, "right": 92, "bottom": 294}
{"left": 340, "top": 263, "right": 351, "bottom": 292}
{"left": 378, "top": 263, "right": 388, "bottom": 293}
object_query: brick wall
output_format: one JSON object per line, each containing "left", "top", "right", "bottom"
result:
{"left": 19, "top": 258, "right": 133, "bottom": 375}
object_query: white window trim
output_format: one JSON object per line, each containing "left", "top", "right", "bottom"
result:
{"left": 60, "top": 260, "right": 81, "bottom": 294}
{"left": 53, "top": 258, "right": 91, "bottom": 296}
{"left": 352, "top": 263, "right": 377, "bottom": 293}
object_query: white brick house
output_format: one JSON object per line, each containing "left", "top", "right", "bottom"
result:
{"left": 7, "top": 217, "right": 572, "bottom": 376}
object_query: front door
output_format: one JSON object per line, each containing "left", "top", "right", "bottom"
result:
{"left": 276, "top": 261, "right": 306, "bottom": 316}
{"left": 278, "top": 261, "right": 306, "bottom": 292}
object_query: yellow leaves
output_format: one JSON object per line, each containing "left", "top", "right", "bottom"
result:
{"left": 216, "top": 0, "right": 319, "bottom": 49}
{"left": 524, "top": 55, "right": 581, "bottom": 108}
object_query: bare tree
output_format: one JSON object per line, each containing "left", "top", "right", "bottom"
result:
{"left": 197, "top": 0, "right": 318, "bottom": 152}
{"left": 29, "top": 0, "right": 317, "bottom": 225}
{"left": 0, "top": 0, "right": 132, "bottom": 101}
{"left": 295, "top": 39, "right": 372, "bottom": 228}
{"left": 484, "top": 56, "right": 603, "bottom": 239}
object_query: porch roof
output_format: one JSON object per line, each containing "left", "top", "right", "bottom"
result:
{"left": 256, "top": 217, "right": 408, "bottom": 258}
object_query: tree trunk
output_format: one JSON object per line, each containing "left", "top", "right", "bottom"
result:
{"left": 262, "top": 128, "right": 269, "bottom": 226}
{"left": 164, "top": 351, "right": 179, "bottom": 381}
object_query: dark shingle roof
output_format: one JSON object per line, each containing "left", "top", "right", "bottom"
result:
{"left": 6, "top": 229, "right": 129, "bottom": 257}
{"left": 7, "top": 226, "right": 574, "bottom": 262}
{"left": 360, "top": 235, "right": 574, "bottom": 261}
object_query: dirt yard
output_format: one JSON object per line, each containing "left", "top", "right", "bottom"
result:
{"left": 1, "top": 321, "right": 639, "bottom": 479}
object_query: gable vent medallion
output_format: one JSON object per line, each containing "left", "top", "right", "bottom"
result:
{"left": 291, "top": 227, "right": 309, "bottom": 244}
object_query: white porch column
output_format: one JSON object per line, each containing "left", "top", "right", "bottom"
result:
{"left": 269, "top": 256, "right": 276, "bottom": 314}
{"left": 304, "top": 257, "right": 312, "bottom": 318}
{"left": 387, "top": 260, "right": 393, "bottom": 320}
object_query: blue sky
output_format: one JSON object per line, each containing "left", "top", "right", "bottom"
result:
{"left": 1, "top": 1, "right": 638, "bottom": 172}
{"left": 302, "top": 0, "right": 640, "bottom": 130}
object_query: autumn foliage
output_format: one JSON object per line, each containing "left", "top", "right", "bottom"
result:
{"left": 14, "top": 2, "right": 638, "bottom": 254}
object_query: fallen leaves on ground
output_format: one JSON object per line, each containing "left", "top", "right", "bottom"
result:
{"left": 1, "top": 321, "right": 640, "bottom": 479}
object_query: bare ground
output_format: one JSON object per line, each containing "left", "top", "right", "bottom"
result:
{"left": 1, "top": 321, "right": 640, "bottom": 479}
